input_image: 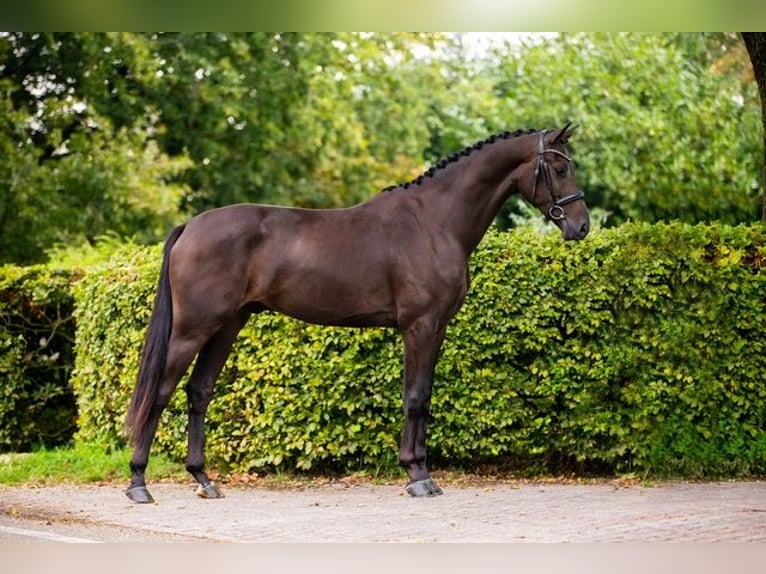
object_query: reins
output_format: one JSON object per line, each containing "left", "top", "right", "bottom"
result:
{"left": 532, "top": 131, "right": 585, "bottom": 221}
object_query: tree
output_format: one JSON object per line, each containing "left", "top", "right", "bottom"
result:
{"left": 0, "top": 33, "right": 188, "bottom": 264}
{"left": 479, "top": 33, "right": 762, "bottom": 226}
{"left": 141, "top": 32, "right": 447, "bottom": 212}
{"left": 742, "top": 33, "right": 766, "bottom": 219}
{"left": 0, "top": 33, "right": 451, "bottom": 263}
{"left": 2, "top": 33, "right": 762, "bottom": 263}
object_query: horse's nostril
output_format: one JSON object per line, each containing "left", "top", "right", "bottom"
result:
{"left": 580, "top": 222, "right": 590, "bottom": 236}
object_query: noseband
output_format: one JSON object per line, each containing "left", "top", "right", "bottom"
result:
{"left": 532, "top": 131, "right": 585, "bottom": 221}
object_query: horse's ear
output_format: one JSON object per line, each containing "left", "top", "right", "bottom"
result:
{"left": 554, "top": 123, "right": 578, "bottom": 144}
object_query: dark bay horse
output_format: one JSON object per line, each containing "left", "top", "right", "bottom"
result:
{"left": 125, "top": 125, "right": 589, "bottom": 503}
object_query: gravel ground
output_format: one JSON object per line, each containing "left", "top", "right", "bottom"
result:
{"left": 1, "top": 478, "right": 765, "bottom": 542}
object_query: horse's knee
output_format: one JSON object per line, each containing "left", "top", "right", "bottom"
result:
{"left": 403, "top": 389, "right": 431, "bottom": 418}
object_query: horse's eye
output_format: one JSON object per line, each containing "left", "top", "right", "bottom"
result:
{"left": 555, "top": 166, "right": 568, "bottom": 177}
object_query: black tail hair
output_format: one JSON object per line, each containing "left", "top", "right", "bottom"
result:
{"left": 126, "top": 224, "right": 186, "bottom": 444}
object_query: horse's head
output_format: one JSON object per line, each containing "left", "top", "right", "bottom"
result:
{"left": 519, "top": 125, "right": 589, "bottom": 241}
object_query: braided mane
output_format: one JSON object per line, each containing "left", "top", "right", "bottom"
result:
{"left": 382, "top": 128, "right": 538, "bottom": 192}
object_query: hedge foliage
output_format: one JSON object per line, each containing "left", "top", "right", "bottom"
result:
{"left": 0, "top": 264, "right": 78, "bottom": 451}
{"left": 68, "top": 222, "right": 766, "bottom": 478}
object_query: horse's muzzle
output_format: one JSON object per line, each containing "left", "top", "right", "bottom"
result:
{"left": 562, "top": 218, "right": 590, "bottom": 241}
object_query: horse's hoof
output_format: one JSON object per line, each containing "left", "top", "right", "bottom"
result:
{"left": 196, "top": 481, "right": 224, "bottom": 499}
{"left": 125, "top": 485, "right": 155, "bottom": 504}
{"left": 405, "top": 478, "right": 443, "bottom": 497}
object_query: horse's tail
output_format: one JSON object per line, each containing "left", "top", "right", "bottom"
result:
{"left": 126, "top": 224, "right": 186, "bottom": 445}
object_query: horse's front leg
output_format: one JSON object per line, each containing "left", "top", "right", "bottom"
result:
{"left": 399, "top": 319, "right": 447, "bottom": 497}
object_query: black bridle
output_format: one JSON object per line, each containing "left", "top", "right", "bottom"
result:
{"left": 532, "top": 131, "right": 585, "bottom": 221}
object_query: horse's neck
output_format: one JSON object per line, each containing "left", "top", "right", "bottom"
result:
{"left": 420, "top": 141, "right": 530, "bottom": 254}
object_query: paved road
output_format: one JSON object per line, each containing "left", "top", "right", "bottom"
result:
{"left": 1, "top": 479, "right": 765, "bottom": 542}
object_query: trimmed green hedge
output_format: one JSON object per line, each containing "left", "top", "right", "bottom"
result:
{"left": 0, "top": 264, "right": 78, "bottom": 451}
{"left": 70, "top": 222, "right": 766, "bottom": 478}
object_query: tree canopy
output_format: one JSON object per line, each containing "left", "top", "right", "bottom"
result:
{"left": 743, "top": 33, "right": 766, "bottom": 217}
{"left": 0, "top": 32, "right": 762, "bottom": 264}
{"left": 485, "top": 33, "right": 762, "bottom": 226}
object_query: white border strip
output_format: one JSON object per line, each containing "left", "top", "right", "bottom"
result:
{"left": 0, "top": 524, "right": 102, "bottom": 543}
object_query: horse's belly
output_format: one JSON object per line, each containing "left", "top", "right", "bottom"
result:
{"left": 258, "top": 269, "right": 398, "bottom": 328}
{"left": 288, "top": 307, "right": 398, "bottom": 328}
{"left": 267, "top": 296, "right": 398, "bottom": 328}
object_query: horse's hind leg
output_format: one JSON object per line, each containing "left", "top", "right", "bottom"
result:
{"left": 127, "top": 335, "right": 201, "bottom": 503}
{"left": 185, "top": 308, "right": 251, "bottom": 499}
